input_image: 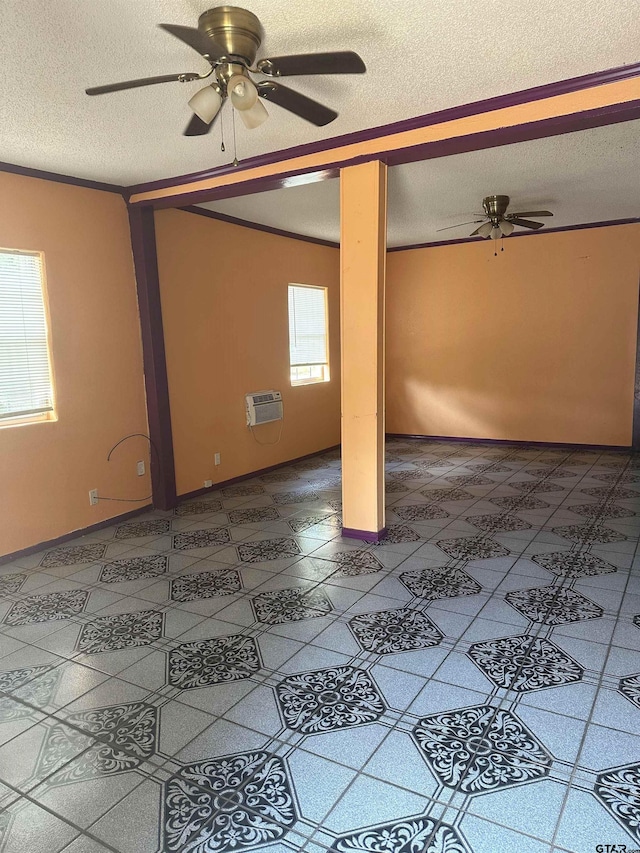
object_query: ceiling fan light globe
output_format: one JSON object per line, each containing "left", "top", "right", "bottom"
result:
{"left": 490, "top": 226, "right": 502, "bottom": 241}
{"left": 477, "top": 222, "right": 493, "bottom": 239}
{"left": 188, "top": 85, "right": 222, "bottom": 123}
{"left": 239, "top": 98, "right": 269, "bottom": 129}
{"left": 228, "top": 75, "right": 258, "bottom": 111}
{"left": 499, "top": 220, "right": 514, "bottom": 236}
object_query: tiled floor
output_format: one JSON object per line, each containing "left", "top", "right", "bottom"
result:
{"left": 1, "top": 438, "right": 640, "bottom": 852}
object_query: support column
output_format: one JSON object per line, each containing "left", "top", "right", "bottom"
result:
{"left": 340, "top": 160, "right": 387, "bottom": 540}
{"left": 128, "top": 205, "right": 177, "bottom": 511}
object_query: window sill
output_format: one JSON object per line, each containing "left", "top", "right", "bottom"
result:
{"left": 0, "top": 412, "right": 57, "bottom": 430}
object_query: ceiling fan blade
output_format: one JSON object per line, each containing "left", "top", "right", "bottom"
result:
{"left": 435, "top": 220, "right": 485, "bottom": 232}
{"left": 257, "top": 81, "right": 337, "bottom": 126}
{"left": 257, "top": 51, "right": 366, "bottom": 77}
{"left": 86, "top": 73, "right": 199, "bottom": 95}
{"left": 509, "top": 217, "right": 545, "bottom": 230}
{"left": 509, "top": 210, "right": 554, "bottom": 218}
{"left": 184, "top": 113, "right": 216, "bottom": 136}
{"left": 159, "top": 23, "right": 225, "bottom": 61}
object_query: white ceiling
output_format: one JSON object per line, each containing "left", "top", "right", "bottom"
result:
{"left": 198, "top": 119, "right": 640, "bottom": 246}
{"left": 1, "top": 0, "right": 639, "bottom": 185}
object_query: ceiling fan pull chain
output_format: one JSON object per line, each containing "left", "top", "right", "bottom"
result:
{"left": 220, "top": 110, "right": 226, "bottom": 152}
{"left": 232, "top": 108, "right": 239, "bottom": 166}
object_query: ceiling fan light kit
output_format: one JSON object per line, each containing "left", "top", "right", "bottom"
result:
{"left": 85, "top": 4, "right": 366, "bottom": 147}
{"left": 437, "top": 195, "right": 554, "bottom": 249}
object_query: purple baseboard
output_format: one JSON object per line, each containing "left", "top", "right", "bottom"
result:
{"left": 0, "top": 505, "right": 151, "bottom": 566}
{"left": 178, "top": 444, "right": 341, "bottom": 502}
{"left": 341, "top": 526, "right": 388, "bottom": 543}
{"left": 385, "top": 432, "right": 631, "bottom": 452}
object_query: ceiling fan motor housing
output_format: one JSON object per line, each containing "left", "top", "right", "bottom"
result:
{"left": 198, "top": 6, "right": 263, "bottom": 65}
{"left": 482, "top": 195, "right": 510, "bottom": 219}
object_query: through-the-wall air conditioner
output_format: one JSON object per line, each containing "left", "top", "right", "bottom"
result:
{"left": 245, "top": 391, "right": 283, "bottom": 426}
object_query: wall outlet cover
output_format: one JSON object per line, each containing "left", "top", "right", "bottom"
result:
{"left": 137, "top": 460, "right": 145, "bottom": 476}
{"left": 89, "top": 489, "right": 99, "bottom": 506}
{"left": 214, "top": 453, "right": 221, "bottom": 465}
{"left": 204, "top": 479, "right": 213, "bottom": 488}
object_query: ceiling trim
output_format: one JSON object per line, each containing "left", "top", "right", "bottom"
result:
{"left": 388, "top": 218, "right": 640, "bottom": 252}
{"left": 0, "top": 159, "right": 124, "bottom": 195}
{"left": 133, "top": 97, "right": 640, "bottom": 209}
{"left": 181, "top": 205, "right": 339, "bottom": 248}
{"left": 127, "top": 61, "right": 640, "bottom": 196}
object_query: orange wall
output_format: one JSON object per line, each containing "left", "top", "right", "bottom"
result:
{"left": 386, "top": 224, "right": 640, "bottom": 446}
{"left": 0, "top": 172, "right": 150, "bottom": 558}
{"left": 154, "top": 209, "right": 341, "bottom": 495}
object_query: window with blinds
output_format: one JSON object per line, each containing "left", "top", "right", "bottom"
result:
{"left": 288, "top": 284, "right": 330, "bottom": 385}
{"left": 0, "top": 249, "right": 55, "bottom": 424}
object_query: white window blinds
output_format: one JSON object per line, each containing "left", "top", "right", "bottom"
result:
{"left": 0, "top": 250, "right": 54, "bottom": 421}
{"left": 288, "top": 284, "right": 328, "bottom": 367}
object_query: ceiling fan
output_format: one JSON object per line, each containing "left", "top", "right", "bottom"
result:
{"left": 85, "top": 5, "right": 366, "bottom": 137}
{"left": 438, "top": 195, "right": 554, "bottom": 239}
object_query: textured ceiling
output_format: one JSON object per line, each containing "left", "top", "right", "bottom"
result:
{"left": 197, "top": 119, "right": 640, "bottom": 246}
{"left": 1, "top": 0, "right": 639, "bottom": 184}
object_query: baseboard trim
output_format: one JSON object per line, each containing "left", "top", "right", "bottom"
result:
{"left": 385, "top": 433, "right": 632, "bottom": 452}
{"left": 178, "top": 444, "right": 341, "bottom": 502}
{"left": 342, "top": 526, "right": 387, "bottom": 542}
{"left": 0, "top": 505, "right": 152, "bottom": 566}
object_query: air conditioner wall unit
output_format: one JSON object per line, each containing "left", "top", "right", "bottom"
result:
{"left": 245, "top": 390, "right": 283, "bottom": 426}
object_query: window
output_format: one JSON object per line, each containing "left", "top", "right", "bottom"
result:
{"left": 288, "top": 284, "right": 330, "bottom": 386}
{"left": 0, "top": 249, "right": 55, "bottom": 425}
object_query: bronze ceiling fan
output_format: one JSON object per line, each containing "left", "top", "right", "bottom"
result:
{"left": 85, "top": 5, "right": 366, "bottom": 136}
{"left": 438, "top": 195, "right": 554, "bottom": 239}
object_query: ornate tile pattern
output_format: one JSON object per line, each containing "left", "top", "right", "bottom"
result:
{"left": 514, "top": 479, "right": 566, "bottom": 493}
{"left": 40, "top": 544, "right": 106, "bottom": 568}
{"left": 252, "top": 586, "right": 332, "bottom": 624}
{"left": 349, "top": 608, "right": 443, "bottom": 654}
{"left": 581, "top": 487, "right": 639, "bottom": 499}
{"left": 276, "top": 666, "right": 385, "bottom": 733}
{"left": 236, "top": 537, "right": 302, "bottom": 563}
{"left": 76, "top": 609, "right": 163, "bottom": 653}
{"left": 167, "top": 635, "right": 261, "bottom": 689}
{"left": 619, "top": 674, "right": 640, "bottom": 710}
{"left": 334, "top": 549, "right": 383, "bottom": 576}
{"left": 467, "top": 463, "right": 513, "bottom": 473}
{"left": 222, "top": 484, "right": 266, "bottom": 497}
{"left": 595, "top": 764, "right": 640, "bottom": 844}
{"left": 273, "top": 490, "right": 320, "bottom": 505}
{"left": 172, "top": 528, "right": 231, "bottom": 550}
{"left": 394, "top": 504, "right": 450, "bottom": 521}
{"left": 400, "top": 566, "right": 482, "bottom": 601}
{"left": 436, "top": 535, "right": 510, "bottom": 560}
{"left": 385, "top": 480, "right": 410, "bottom": 493}
{"left": 0, "top": 572, "right": 26, "bottom": 596}
{"left": 174, "top": 499, "right": 223, "bottom": 516}
{"left": 115, "top": 519, "right": 170, "bottom": 539}
{"left": 4, "top": 589, "right": 88, "bottom": 626}
{"left": 468, "top": 635, "right": 583, "bottom": 691}
{"left": 161, "top": 751, "right": 296, "bottom": 852}
{"left": 98, "top": 554, "right": 168, "bottom": 583}
{"left": 413, "top": 705, "right": 551, "bottom": 793}
{"left": 372, "top": 524, "right": 421, "bottom": 545}
{"left": 390, "top": 469, "right": 431, "bottom": 480}
{"left": 505, "top": 586, "right": 603, "bottom": 625}
{"left": 491, "top": 495, "right": 549, "bottom": 510}
{"left": 593, "top": 472, "right": 640, "bottom": 483}
{"left": 568, "top": 503, "right": 635, "bottom": 519}
{"left": 0, "top": 666, "right": 60, "bottom": 721}
{"left": 37, "top": 702, "right": 158, "bottom": 784}
{"left": 331, "top": 817, "right": 470, "bottom": 853}
{"left": 467, "top": 514, "right": 531, "bottom": 533}
{"left": 227, "top": 507, "right": 280, "bottom": 524}
{"left": 288, "top": 513, "right": 340, "bottom": 533}
{"left": 170, "top": 569, "right": 242, "bottom": 602}
{"left": 421, "top": 487, "right": 473, "bottom": 502}
{"left": 445, "top": 474, "right": 493, "bottom": 486}
{"left": 531, "top": 551, "right": 617, "bottom": 578}
{"left": 526, "top": 467, "right": 574, "bottom": 479}
{"left": 552, "top": 524, "right": 627, "bottom": 543}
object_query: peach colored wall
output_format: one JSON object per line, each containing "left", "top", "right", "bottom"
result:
{"left": 154, "top": 209, "right": 341, "bottom": 495}
{"left": 386, "top": 224, "right": 640, "bottom": 446}
{"left": 0, "top": 172, "right": 151, "bottom": 557}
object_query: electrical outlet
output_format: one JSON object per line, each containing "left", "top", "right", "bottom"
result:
{"left": 89, "top": 489, "right": 99, "bottom": 506}
{"left": 137, "top": 460, "right": 145, "bottom": 476}
{"left": 204, "top": 479, "right": 213, "bottom": 488}
{"left": 214, "top": 453, "right": 221, "bottom": 466}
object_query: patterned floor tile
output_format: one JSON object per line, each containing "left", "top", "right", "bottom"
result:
{"left": 114, "top": 520, "right": 170, "bottom": 539}
{"left": 468, "top": 635, "right": 583, "bottom": 691}
{"left": 553, "top": 524, "right": 627, "bottom": 543}
{"left": 348, "top": 608, "right": 443, "bottom": 654}
{"left": 618, "top": 673, "right": 640, "bottom": 709}
{"left": 4, "top": 589, "right": 88, "bottom": 626}
{"left": 172, "top": 527, "right": 232, "bottom": 550}
{"left": 421, "top": 488, "right": 473, "bottom": 502}
{"left": 413, "top": 705, "right": 552, "bottom": 793}
{"left": 373, "top": 525, "right": 421, "bottom": 545}
{"left": 581, "top": 487, "right": 640, "bottom": 499}
{"left": 276, "top": 666, "right": 385, "bottom": 733}
{"left": 174, "top": 499, "right": 223, "bottom": 516}
{"left": 0, "top": 572, "right": 27, "bottom": 596}
{"left": 445, "top": 475, "right": 493, "bottom": 486}
{"left": 0, "top": 666, "right": 60, "bottom": 720}
{"left": 505, "top": 586, "right": 604, "bottom": 625}
{"left": 98, "top": 554, "right": 168, "bottom": 584}
{"left": 170, "top": 569, "right": 242, "bottom": 602}
{"left": 288, "top": 514, "right": 339, "bottom": 533}
{"left": 222, "top": 484, "right": 266, "bottom": 497}
{"left": 491, "top": 496, "right": 549, "bottom": 510}
{"left": 331, "top": 816, "right": 470, "bottom": 852}
{"left": 227, "top": 507, "right": 280, "bottom": 524}
{"left": 76, "top": 610, "right": 163, "bottom": 653}
{"left": 395, "top": 504, "right": 450, "bottom": 521}
{"left": 333, "top": 550, "right": 383, "bottom": 576}
{"left": 252, "top": 586, "right": 332, "bottom": 624}
{"left": 40, "top": 544, "right": 106, "bottom": 568}
{"left": 531, "top": 551, "right": 617, "bottom": 578}
{"left": 467, "top": 514, "right": 532, "bottom": 533}
{"left": 569, "top": 503, "right": 635, "bottom": 519}
{"left": 595, "top": 763, "right": 640, "bottom": 844}
{"left": 399, "top": 566, "right": 482, "bottom": 601}
{"left": 436, "top": 536, "right": 510, "bottom": 560}
{"left": 167, "top": 635, "right": 261, "bottom": 689}
{"left": 273, "top": 491, "right": 320, "bottom": 505}
{"left": 160, "top": 751, "right": 296, "bottom": 851}
{"left": 236, "top": 537, "right": 302, "bottom": 563}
